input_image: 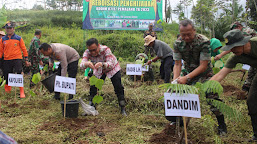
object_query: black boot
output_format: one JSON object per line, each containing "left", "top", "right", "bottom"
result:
{"left": 119, "top": 100, "right": 127, "bottom": 116}
{"left": 216, "top": 115, "right": 227, "bottom": 135}
{"left": 54, "top": 93, "right": 60, "bottom": 100}
{"left": 68, "top": 94, "right": 73, "bottom": 100}
{"left": 250, "top": 114, "right": 257, "bottom": 141}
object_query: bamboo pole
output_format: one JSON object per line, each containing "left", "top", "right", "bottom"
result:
{"left": 64, "top": 95, "right": 66, "bottom": 120}
{"left": 183, "top": 117, "right": 188, "bottom": 144}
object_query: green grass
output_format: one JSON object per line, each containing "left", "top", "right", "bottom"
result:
{"left": 0, "top": 60, "right": 254, "bottom": 143}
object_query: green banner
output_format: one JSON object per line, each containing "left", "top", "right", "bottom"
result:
{"left": 82, "top": 0, "right": 163, "bottom": 30}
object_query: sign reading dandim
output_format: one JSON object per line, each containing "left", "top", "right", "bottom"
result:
{"left": 164, "top": 93, "right": 201, "bottom": 118}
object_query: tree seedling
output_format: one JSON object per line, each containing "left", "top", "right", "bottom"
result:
{"left": 89, "top": 76, "right": 104, "bottom": 104}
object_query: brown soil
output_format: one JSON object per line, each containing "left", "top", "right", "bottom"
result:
{"left": 38, "top": 118, "right": 118, "bottom": 143}
{"left": 7, "top": 103, "right": 19, "bottom": 108}
{"left": 148, "top": 124, "right": 193, "bottom": 144}
{"left": 222, "top": 85, "right": 247, "bottom": 100}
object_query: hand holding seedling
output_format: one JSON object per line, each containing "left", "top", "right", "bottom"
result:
{"left": 94, "top": 62, "right": 103, "bottom": 69}
{"left": 177, "top": 76, "right": 187, "bottom": 84}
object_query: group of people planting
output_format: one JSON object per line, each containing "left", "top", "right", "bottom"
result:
{"left": 143, "top": 19, "right": 257, "bottom": 141}
{"left": 1, "top": 18, "right": 257, "bottom": 141}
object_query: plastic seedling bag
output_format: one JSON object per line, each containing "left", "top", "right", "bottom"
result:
{"left": 79, "top": 98, "right": 99, "bottom": 116}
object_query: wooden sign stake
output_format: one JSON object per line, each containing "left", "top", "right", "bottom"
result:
{"left": 64, "top": 95, "right": 66, "bottom": 120}
{"left": 183, "top": 116, "right": 188, "bottom": 144}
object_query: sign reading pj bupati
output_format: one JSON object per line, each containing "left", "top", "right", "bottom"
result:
{"left": 82, "top": 0, "right": 163, "bottom": 30}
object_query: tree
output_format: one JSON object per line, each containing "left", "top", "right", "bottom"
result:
{"left": 173, "top": 2, "right": 185, "bottom": 21}
{"left": 191, "top": 0, "right": 215, "bottom": 35}
{"left": 247, "top": 0, "right": 257, "bottom": 30}
{"left": 165, "top": 1, "right": 172, "bottom": 23}
{"left": 32, "top": 4, "right": 44, "bottom": 10}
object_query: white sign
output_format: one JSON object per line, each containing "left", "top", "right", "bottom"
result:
{"left": 8, "top": 74, "right": 24, "bottom": 87}
{"left": 54, "top": 76, "right": 76, "bottom": 95}
{"left": 242, "top": 64, "right": 250, "bottom": 70}
{"left": 164, "top": 93, "right": 201, "bottom": 118}
{"left": 126, "top": 64, "right": 142, "bottom": 75}
{"left": 142, "top": 65, "right": 149, "bottom": 72}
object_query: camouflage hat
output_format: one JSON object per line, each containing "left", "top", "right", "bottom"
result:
{"left": 230, "top": 21, "right": 242, "bottom": 30}
{"left": 221, "top": 29, "right": 251, "bottom": 51}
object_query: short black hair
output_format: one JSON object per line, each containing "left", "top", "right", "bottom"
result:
{"left": 179, "top": 19, "right": 195, "bottom": 29}
{"left": 35, "top": 29, "right": 41, "bottom": 35}
{"left": 86, "top": 38, "right": 98, "bottom": 47}
{"left": 39, "top": 43, "right": 51, "bottom": 51}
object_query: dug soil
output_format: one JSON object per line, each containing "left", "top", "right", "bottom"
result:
{"left": 149, "top": 124, "right": 193, "bottom": 144}
{"left": 222, "top": 84, "right": 247, "bottom": 100}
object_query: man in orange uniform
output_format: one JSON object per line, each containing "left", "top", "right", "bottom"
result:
{"left": 0, "top": 21, "right": 30, "bottom": 98}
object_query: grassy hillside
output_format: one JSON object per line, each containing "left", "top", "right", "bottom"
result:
{"left": 0, "top": 10, "right": 253, "bottom": 143}
{"left": 5, "top": 10, "right": 178, "bottom": 61}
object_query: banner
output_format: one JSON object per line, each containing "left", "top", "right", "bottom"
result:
{"left": 82, "top": 0, "right": 163, "bottom": 30}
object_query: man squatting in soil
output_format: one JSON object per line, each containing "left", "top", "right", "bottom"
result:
{"left": 80, "top": 38, "right": 127, "bottom": 116}
{"left": 172, "top": 19, "right": 227, "bottom": 135}
{"left": 39, "top": 43, "right": 80, "bottom": 100}
{"left": 211, "top": 29, "right": 257, "bottom": 142}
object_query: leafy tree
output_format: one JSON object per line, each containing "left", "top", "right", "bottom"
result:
{"left": 32, "top": 4, "right": 44, "bottom": 10}
{"left": 247, "top": 0, "right": 257, "bottom": 30}
{"left": 0, "top": 6, "right": 7, "bottom": 27}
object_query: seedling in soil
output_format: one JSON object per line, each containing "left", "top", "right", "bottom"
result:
{"left": 89, "top": 76, "right": 104, "bottom": 104}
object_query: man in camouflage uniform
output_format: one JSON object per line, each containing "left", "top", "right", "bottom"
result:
{"left": 28, "top": 29, "right": 43, "bottom": 88}
{"left": 143, "top": 23, "right": 157, "bottom": 57}
{"left": 230, "top": 21, "right": 257, "bottom": 92}
{"left": 172, "top": 19, "right": 227, "bottom": 135}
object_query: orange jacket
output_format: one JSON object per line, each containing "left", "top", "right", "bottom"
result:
{"left": 0, "top": 33, "right": 28, "bottom": 60}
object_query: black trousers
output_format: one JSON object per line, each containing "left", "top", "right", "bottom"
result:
{"left": 89, "top": 71, "right": 125, "bottom": 102}
{"left": 3, "top": 59, "right": 23, "bottom": 85}
{"left": 55, "top": 60, "right": 78, "bottom": 97}
{"left": 160, "top": 56, "right": 173, "bottom": 83}
{"left": 247, "top": 73, "right": 257, "bottom": 136}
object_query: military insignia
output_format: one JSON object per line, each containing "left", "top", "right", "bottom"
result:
{"left": 225, "top": 38, "right": 228, "bottom": 44}
{"left": 14, "top": 43, "right": 17, "bottom": 46}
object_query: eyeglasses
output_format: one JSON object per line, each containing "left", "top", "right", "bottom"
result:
{"left": 89, "top": 47, "right": 98, "bottom": 52}
{"left": 6, "top": 27, "right": 13, "bottom": 29}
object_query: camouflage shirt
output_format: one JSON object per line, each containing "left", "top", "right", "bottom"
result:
{"left": 28, "top": 36, "right": 41, "bottom": 64}
{"left": 143, "top": 29, "right": 157, "bottom": 39}
{"left": 173, "top": 33, "right": 213, "bottom": 84}
{"left": 242, "top": 27, "right": 257, "bottom": 37}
